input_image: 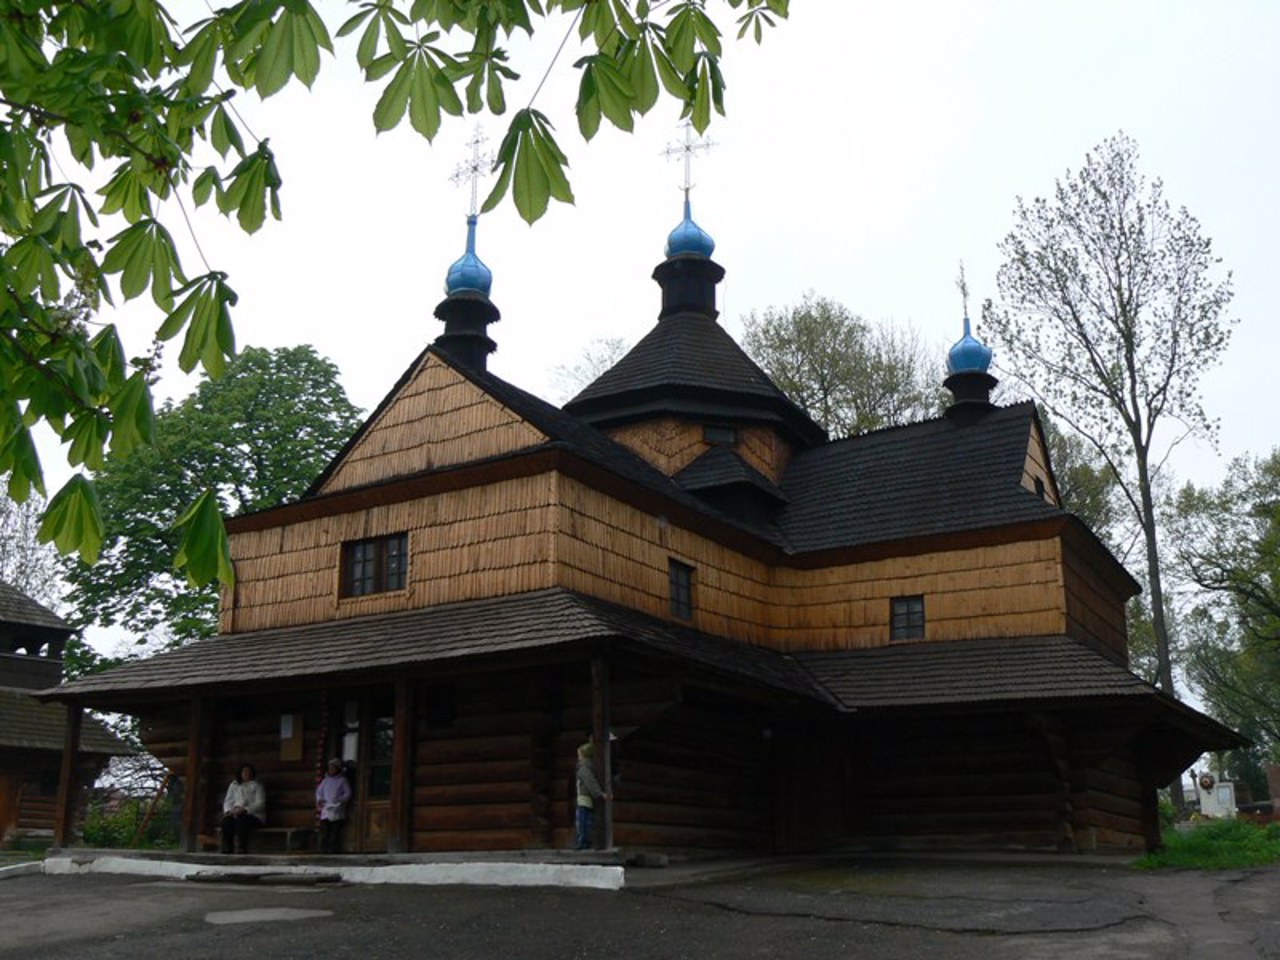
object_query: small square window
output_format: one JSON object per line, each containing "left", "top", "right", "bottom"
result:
{"left": 342, "top": 532, "right": 409, "bottom": 597}
{"left": 669, "top": 559, "right": 695, "bottom": 620}
{"left": 703, "top": 425, "right": 738, "bottom": 446}
{"left": 890, "top": 595, "right": 925, "bottom": 641}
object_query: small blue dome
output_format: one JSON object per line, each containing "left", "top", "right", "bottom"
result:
{"left": 947, "top": 316, "right": 993, "bottom": 375}
{"left": 445, "top": 215, "right": 492, "bottom": 296}
{"left": 665, "top": 198, "right": 715, "bottom": 258}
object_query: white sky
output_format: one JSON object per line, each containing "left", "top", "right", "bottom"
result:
{"left": 62, "top": 0, "right": 1274, "bottom": 499}
{"left": 39, "top": 3, "right": 1280, "bottom": 664}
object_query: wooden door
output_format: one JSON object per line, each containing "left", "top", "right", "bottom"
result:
{"left": 335, "top": 693, "right": 395, "bottom": 852}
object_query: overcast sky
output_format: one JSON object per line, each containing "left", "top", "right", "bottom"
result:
{"left": 45, "top": 1, "right": 1276, "bottom": 565}
{"left": 73, "top": 1, "right": 1277, "bottom": 500}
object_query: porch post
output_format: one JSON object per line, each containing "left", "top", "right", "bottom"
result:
{"left": 388, "top": 679, "right": 416, "bottom": 854}
{"left": 591, "top": 653, "right": 612, "bottom": 850}
{"left": 53, "top": 702, "right": 83, "bottom": 847}
{"left": 180, "top": 697, "right": 208, "bottom": 853}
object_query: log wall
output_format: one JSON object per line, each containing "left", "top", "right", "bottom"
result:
{"left": 221, "top": 475, "right": 557, "bottom": 633}
{"left": 606, "top": 694, "right": 774, "bottom": 851}
{"left": 317, "top": 354, "right": 546, "bottom": 496}
{"left": 139, "top": 696, "right": 326, "bottom": 842}
{"left": 848, "top": 714, "right": 1064, "bottom": 850}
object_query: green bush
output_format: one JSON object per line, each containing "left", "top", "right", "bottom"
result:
{"left": 82, "top": 796, "right": 179, "bottom": 849}
{"left": 1135, "top": 819, "right": 1280, "bottom": 870}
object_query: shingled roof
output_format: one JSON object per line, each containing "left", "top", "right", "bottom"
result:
{"left": 563, "top": 315, "right": 827, "bottom": 448}
{"left": 776, "top": 402, "right": 1064, "bottom": 552}
{"left": 795, "top": 634, "right": 1243, "bottom": 749}
{"left": 47, "top": 588, "right": 827, "bottom": 707}
{"left": 0, "top": 581, "right": 71, "bottom": 633}
{"left": 0, "top": 687, "right": 130, "bottom": 754}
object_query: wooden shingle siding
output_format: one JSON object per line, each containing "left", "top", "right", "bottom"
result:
{"left": 1021, "top": 420, "right": 1059, "bottom": 503}
{"left": 222, "top": 476, "right": 557, "bottom": 633}
{"left": 1061, "top": 541, "right": 1130, "bottom": 662}
{"left": 604, "top": 417, "right": 705, "bottom": 476}
{"left": 317, "top": 355, "right": 547, "bottom": 496}
{"left": 553, "top": 475, "right": 773, "bottom": 645}
{"left": 605, "top": 418, "right": 795, "bottom": 486}
{"left": 769, "top": 540, "right": 1065, "bottom": 650}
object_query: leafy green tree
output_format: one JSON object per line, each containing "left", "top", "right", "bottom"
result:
{"left": 983, "top": 133, "right": 1235, "bottom": 707}
{"left": 1, "top": 1, "right": 785, "bottom": 582}
{"left": 1171, "top": 451, "right": 1280, "bottom": 777}
{"left": 60, "top": 345, "right": 362, "bottom": 648}
{"left": 742, "top": 293, "right": 940, "bottom": 438}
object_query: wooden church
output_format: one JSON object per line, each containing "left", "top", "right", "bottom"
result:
{"left": 47, "top": 193, "right": 1239, "bottom": 857}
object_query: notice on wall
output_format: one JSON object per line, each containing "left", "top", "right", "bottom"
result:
{"left": 280, "top": 713, "right": 303, "bottom": 762}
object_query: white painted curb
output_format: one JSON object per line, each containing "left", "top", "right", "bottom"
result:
{"left": 0, "top": 860, "right": 45, "bottom": 880}
{"left": 41, "top": 854, "right": 624, "bottom": 890}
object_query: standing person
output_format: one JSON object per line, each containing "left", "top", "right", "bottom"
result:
{"left": 221, "top": 763, "right": 265, "bottom": 854}
{"left": 315, "top": 758, "right": 352, "bottom": 854}
{"left": 574, "top": 741, "right": 610, "bottom": 851}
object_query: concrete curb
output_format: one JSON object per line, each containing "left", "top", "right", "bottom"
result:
{"left": 41, "top": 853, "right": 624, "bottom": 890}
{"left": 0, "top": 860, "right": 45, "bottom": 881}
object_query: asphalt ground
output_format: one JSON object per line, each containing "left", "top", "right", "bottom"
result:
{"left": 1, "top": 858, "right": 1277, "bottom": 959}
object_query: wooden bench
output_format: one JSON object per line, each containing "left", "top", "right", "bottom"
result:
{"left": 197, "top": 826, "right": 314, "bottom": 853}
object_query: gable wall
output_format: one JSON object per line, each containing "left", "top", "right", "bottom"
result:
{"left": 604, "top": 420, "right": 793, "bottom": 484}
{"left": 1021, "top": 422, "right": 1060, "bottom": 504}
{"left": 221, "top": 475, "right": 557, "bottom": 633}
{"left": 317, "top": 355, "right": 546, "bottom": 496}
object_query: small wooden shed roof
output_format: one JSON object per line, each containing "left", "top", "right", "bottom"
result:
{"left": 0, "top": 687, "right": 131, "bottom": 755}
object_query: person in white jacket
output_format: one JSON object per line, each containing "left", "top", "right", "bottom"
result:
{"left": 221, "top": 763, "right": 266, "bottom": 854}
{"left": 315, "top": 758, "right": 353, "bottom": 854}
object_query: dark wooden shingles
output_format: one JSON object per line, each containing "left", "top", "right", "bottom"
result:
{"left": 777, "top": 403, "right": 1063, "bottom": 552}
{"left": 0, "top": 687, "right": 129, "bottom": 753}
{"left": 49, "top": 589, "right": 828, "bottom": 705}
{"left": 796, "top": 635, "right": 1156, "bottom": 708}
{"left": 0, "top": 581, "right": 71, "bottom": 632}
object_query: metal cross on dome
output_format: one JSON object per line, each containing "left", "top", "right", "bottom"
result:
{"left": 663, "top": 121, "right": 716, "bottom": 201}
{"left": 450, "top": 126, "right": 494, "bottom": 217}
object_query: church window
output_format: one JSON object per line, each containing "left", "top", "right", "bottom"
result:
{"left": 890, "top": 595, "right": 925, "bottom": 641}
{"left": 669, "top": 559, "right": 695, "bottom": 620}
{"left": 342, "top": 532, "right": 409, "bottom": 597}
{"left": 703, "top": 425, "right": 738, "bottom": 446}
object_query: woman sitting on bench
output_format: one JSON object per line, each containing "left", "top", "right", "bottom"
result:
{"left": 221, "top": 763, "right": 265, "bottom": 854}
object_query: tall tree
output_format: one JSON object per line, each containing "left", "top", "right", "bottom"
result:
{"left": 60, "top": 345, "right": 362, "bottom": 648}
{"left": 983, "top": 133, "right": 1235, "bottom": 705}
{"left": 552, "top": 337, "right": 631, "bottom": 404}
{"left": 1039, "top": 411, "right": 1121, "bottom": 549}
{"left": 0, "top": 486, "right": 61, "bottom": 608}
{"left": 742, "top": 294, "right": 940, "bottom": 438}
{"left": 0, "top": 1, "right": 785, "bottom": 580}
{"left": 1171, "top": 451, "right": 1280, "bottom": 770}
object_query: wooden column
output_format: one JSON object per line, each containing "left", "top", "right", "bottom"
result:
{"left": 180, "top": 697, "right": 209, "bottom": 853}
{"left": 53, "top": 703, "right": 83, "bottom": 848}
{"left": 387, "top": 680, "right": 416, "bottom": 854}
{"left": 591, "top": 653, "right": 612, "bottom": 850}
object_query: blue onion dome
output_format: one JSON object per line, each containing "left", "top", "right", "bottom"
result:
{"left": 445, "top": 214, "right": 492, "bottom": 296}
{"left": 665, "top": 197, "right": 716, "bottom": 258}
{"left": 947, "top": 316, "right": 993, "bottom": 375}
